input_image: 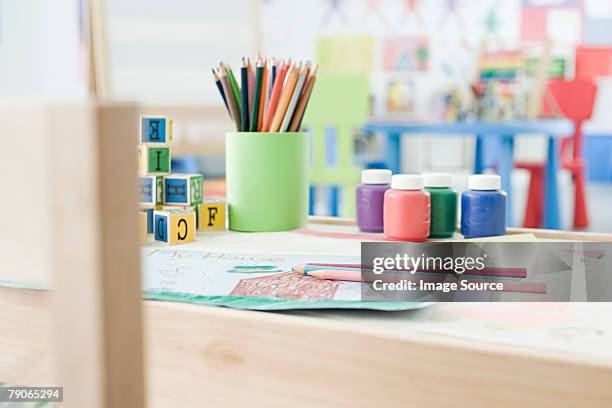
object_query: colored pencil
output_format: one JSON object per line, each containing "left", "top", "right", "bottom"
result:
{"left": 223, "top": 62, "right": 241, "bottom": 115}
{"left": 302, "top": 262, "right": 527, "bottom": 279}
{"left": 269, "top": 63, "right": 300, "bottom": 132}
{"left": 264, "top": 59, "right": 274, "bottom": 116}
{"left": 304, "top": 269, "right": 546, "bottom": 293}
{"left": 213, "top": 57, "right": 316, "bottom": 133}
{"left": 218, "top": 68, "right": 240, "bottom": 131}
{"left": 305, "top": 269, "right": 363, "bottom": 282}
{"left": 240, "top": 58, "right": 250, "bottom": 132}
{"left": 261, "top": 60, "right": 289, "bottom": 132}
{"left": 272, "top": 63, "right": 277, "bottom": 85}
{"left": 212, "top": 68, "right": 229, "bottom": 113}
{"left": 257, "top": 61, "right": 268, "bottom": 131}
{"left": 250, "top": 58, "right": 264, "bottom": 132}
{"left": 292, "top": 265, "right": 359, "bottom": 274}
{"left": 247, "top": 58, "right": 255, "bottom": 117}
{"left": 280, "top": 62, "right": 309, "bottom": 132}
{"left": 289, "top": 65, "right": 318, "bottom": 132}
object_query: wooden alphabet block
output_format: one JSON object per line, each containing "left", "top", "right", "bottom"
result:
{"left": 137, "top": 144, "right": 171, "bottom": 175}
{"left": 140, "top": 207, "right": 155, "bottom": 233}
{"left": 139, "top": 211, "right": 148, "bottom": 245}
{"left": 138, "top": 175, "right": 164, "bottom": 206}
{"left": 163, "top": 174, "right": 203, "bottom": 206}
{"left": 198, "top": 198, "right": 226, "bottom": 230}
{"left": 162, "top": 204, "right": 199, "bottom": 229}
{"left": 153, "top": 209, "right": 196, "bottom": 244}
{"left": 140, "top": 115, "right": 172, "bottom": 144}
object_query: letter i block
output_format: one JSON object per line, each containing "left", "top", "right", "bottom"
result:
{"left": 164, "top": 174, "right": 203, "bottom": 205}
{"left": 139, "top": 211, "right": 148, "bottom": 245}
{"left": 154, "top": 209, "right": 196, "bottom": 244}
{"left": 140, "top": 207, "right": 155, "bottom": 233}
{"left": 141, "top": 115, "right": 173, "bottom": 144}
{"left": 139, "top": 175, "right": 164, "bottom": 206}
{"left": 198, "top": 198, "right": 226, "bottom": 230}
{"left": 138, "top": 144, "right": 171, "bottom": 176}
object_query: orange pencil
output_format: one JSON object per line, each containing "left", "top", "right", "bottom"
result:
{"left": 288, "top": 65, "right": 318, "bottom": 132}
{"left": 269, "top": 63, "right": 300, "bottom": 132}
{"left": 257, "top": 61, "right": 268, "bottom": 131}
{"left": 306, "top": 269, "right": 362, "bottom": 282}
{"left": 261, "top": 60, "right": 290, "bottom": 132}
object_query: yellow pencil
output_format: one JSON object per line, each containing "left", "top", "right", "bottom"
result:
{"left": 269, "top": 64, "right": 299, "bottom": 132}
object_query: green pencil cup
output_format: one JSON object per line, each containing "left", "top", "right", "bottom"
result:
{"left": 225, "top": 132, "right": 309, "bottom": 232}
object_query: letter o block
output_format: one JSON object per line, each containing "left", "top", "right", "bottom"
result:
{"left": 153, "top": 209, "right": 196, "bottom": 244}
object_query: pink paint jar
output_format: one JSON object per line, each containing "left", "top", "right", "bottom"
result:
{"left": 384, "top": 174, "right": 430, "bottom": 241}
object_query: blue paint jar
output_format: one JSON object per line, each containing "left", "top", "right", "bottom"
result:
{"left": 461, "top": 175, "right": 506, "bottom": 238}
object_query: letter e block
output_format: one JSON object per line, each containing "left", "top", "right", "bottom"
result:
{"left": 198, "top": 198, "right": 226, "bottom": 230}
{"left": 154, "top": 209, "right": 196, "bottom": 244}
{"left": 138, "top": 144, "right": 171, "bottom": 175}
{"left": 141, "top": 115, "right": 172, "bottom": 144}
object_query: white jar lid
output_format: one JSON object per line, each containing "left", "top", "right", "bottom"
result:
{"left": 391, "top": 174, "right": 423, "bottom": 190}
{"left": 423, "top": 173, "right": 452, "bottom": 188}
{"left": 468, "top": 174, "right": 501, "bottom": 190}
{"left": 361, "top": 169, "right": 392, "bottom": 184}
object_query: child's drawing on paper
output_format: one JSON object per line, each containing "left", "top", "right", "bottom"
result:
{"left": 230, "top": 272, "right": 340, "bottom": 300}
{"left": 141, "top": 249, "right": 360, "bottom": 303}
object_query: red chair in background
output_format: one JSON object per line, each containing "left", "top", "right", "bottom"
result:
{"left": 516, "top": 79, "right": 598, "bottom": 229}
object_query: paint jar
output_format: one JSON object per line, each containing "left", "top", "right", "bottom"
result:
{"left": 226, "top": 132, "right": 309, "bottom": 231}
{"left": 461, "top": 174, "right": 506, "bottom": 238}
{"left": 383, "top": 174, "right": 431, "bottom": 241}
{"left": 356, "top": 169, "right": 392, "bottom": 232}
{"left": 424, "top": 173, "right": 457, "bottom": 238}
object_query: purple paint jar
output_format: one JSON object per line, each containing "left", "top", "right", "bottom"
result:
{"left": 356, "top": 169, "right": 392, "bottom": 232}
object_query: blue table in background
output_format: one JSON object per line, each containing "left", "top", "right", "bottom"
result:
{"left": 362, "top": 119, "right": 574, "bottom": 229}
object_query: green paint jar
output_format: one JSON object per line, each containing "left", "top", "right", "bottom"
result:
{"left": 423, "top": 173, "right": 457, "bottom": 238}
{"left": 226, "top": 132, "right": 309, "bottom": 232}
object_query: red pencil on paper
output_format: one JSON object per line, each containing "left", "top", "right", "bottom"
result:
{"left": 305, "top": 263, "right": 528, "bottom": 279}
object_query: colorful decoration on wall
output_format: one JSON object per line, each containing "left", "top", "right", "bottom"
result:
{"left": 362, "top": 0, "right": 388, "bottom": 25}
{"left": 439, "top": 0, "right": 465, "bottom": 26}
{"left": 383, "top": 36, "right": 429, "bottom": 71}
{"left": 399, "top": 0, "right": 423, "bottom": 25}
{"left": 322, "top": 0, "right": 349, "bottom": 26}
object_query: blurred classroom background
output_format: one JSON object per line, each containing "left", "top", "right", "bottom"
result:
{"left": 2, "top": 0, "right": 611, "bottom": 231}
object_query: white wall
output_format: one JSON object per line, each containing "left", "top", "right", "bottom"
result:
{"left": 0, "top": 0, "right": 86, "bottom": 100}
